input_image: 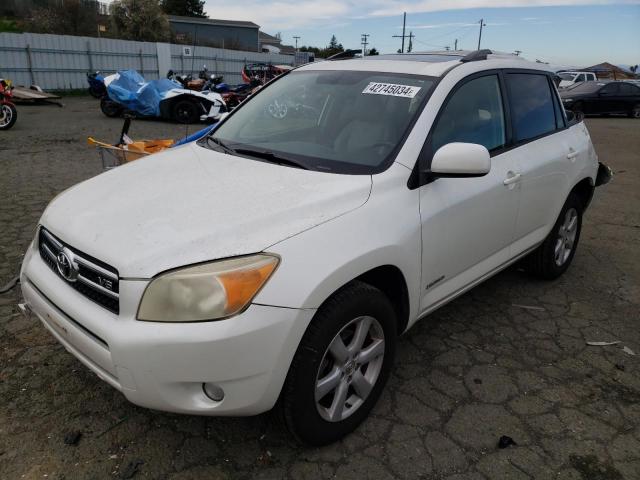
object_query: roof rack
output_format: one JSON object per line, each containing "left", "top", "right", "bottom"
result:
{"left": 327, "top": 49, "right": 362, "bottom": 60}
{"left": 460, "top": 49, "right": 493, "bottom": 63}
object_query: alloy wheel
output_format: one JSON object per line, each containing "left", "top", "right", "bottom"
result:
{"left": 315, "top": 315, "right": 385, "bottom": 422}
{"left": 0, "top": 105, "right": 13, "bottom": 127}
{"left": 554, "top": 207, "right": 578, "bottom": 266}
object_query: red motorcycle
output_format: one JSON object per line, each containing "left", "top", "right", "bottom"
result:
{"left": 0, "top": 78, "right": 17, "bottom": 130}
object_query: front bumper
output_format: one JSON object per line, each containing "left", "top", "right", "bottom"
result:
{"left": 20, "top": 244, "right": 314, "bottom": 416}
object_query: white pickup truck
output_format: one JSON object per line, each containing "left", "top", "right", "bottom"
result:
{"left": 558, "top": 71, "right": 597, "bottom": 89}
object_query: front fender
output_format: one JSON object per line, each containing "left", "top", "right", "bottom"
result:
{"left": 253, "top": 163, "right": 422, "bottom": 324}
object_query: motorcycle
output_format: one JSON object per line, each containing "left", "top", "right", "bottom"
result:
{"left": 87, "top": 71, "right": 106, "bottom": 98}
{"left": 0, "top": 78, "right": 17, "bottom": 130}
{"left": 202, "top": 75, "right": 260, "bottom": 109}
{"left": 101, "top": 70, "right": 226, "bottom": 124}
{"left": 167, "top": 66, "right": 211, "bottom": 91}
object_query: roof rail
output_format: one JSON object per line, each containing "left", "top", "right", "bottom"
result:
{"left": 327, "top": 49, "right": 362, "bottom": 60}
{"left": 460, "top": 49, "right": 493, "bottom": 63}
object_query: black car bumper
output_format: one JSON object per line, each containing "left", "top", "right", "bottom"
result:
{"left": 596, "top": 162, "right": 612, "bottom": 187}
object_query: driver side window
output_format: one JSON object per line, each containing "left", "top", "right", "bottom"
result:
{"left": 432, "top": 75, "right": 506, "bottom": 153}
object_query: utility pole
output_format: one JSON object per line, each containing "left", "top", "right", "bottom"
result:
{"left": 361, "top": 33, "right": 369, "bottom": 56}
{"left": 293, "top": 36, "right": 300, "bottom": 51}
{"left": 407, "top": 31, "right": 414, "bottom": 53}
{"left": 392, "top": 12, "right": 407, "bottom": 53}
{"left": 454, "top": 38, "right": 458, "bottom": 50}
{"left": 477, "top": 18, "right": 486, "bottom": 50}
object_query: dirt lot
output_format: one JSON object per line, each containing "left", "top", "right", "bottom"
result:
{"left": 1, "top": 97, "right": 639, "bottom": 480}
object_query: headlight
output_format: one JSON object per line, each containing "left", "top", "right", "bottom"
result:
{"left": 137, "top": 254, "right": 279, "bottom": 322}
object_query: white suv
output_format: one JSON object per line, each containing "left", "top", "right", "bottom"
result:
{"left": 20, "top": 50, "right": 610, "bottom": 445}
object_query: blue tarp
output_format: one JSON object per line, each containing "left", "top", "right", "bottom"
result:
{"left": 107, "top": 70, "right": 181, "bottom": 117}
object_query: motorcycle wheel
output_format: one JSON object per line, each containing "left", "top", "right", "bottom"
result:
{"left": 100, "top": 97, "right": 123, "bottom": 118}
{"left": 0, "top": 103, "right": 17, "bottom": 130}
{"left": 172, "top": 99, "right": 199, "bottom": 124}
{"left": 89, "top": 86, "right": 104, "bottom": 99}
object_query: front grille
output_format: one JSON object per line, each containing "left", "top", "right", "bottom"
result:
{"left": 38, "top": 227, "right": 120, "bottom": 314}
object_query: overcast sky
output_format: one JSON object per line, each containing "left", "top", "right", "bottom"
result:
{"left": 201, "top": 0, "right": 639, "bottom": 66}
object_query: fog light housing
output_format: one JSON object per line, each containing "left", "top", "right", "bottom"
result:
{"left": 203, "top": 382, "right": 225, "bottom": 402}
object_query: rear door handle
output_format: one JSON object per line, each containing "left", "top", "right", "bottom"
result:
{"left": 503, "top": 172, "right": 521, "bottom": 185}
{"left": 567, "top": 150, "right": 579, "bottom": 160}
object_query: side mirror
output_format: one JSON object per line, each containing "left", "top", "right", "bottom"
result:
{"left": 430, "top": 142, "right": 491, "bottom": 178}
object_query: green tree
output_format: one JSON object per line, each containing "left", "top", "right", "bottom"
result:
{"left": 22, "top": 0, "right": 100, "bottom": 37}
{"left": 368, "top": 47, "right": 379, "bottom": 55}
{"left": 110, "top": 0, "right": 170, "bottom": 42}
{"left": 161, "top": 0, "right": 206, "bottom": 18}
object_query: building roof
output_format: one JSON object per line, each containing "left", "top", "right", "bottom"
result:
{"left": 168, "top": 15, "right": 259, "bottom": 29}
{"left": 259, "top": 31, "right": 281, "bottom": 44}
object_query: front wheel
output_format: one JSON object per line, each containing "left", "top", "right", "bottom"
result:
{"left": 0, "top": 103, "right": 17, "bottom": 130}
{"left": 629, "top": 103, "right": 640, "bottom": 119}
{"left": 100, "top": 97, "right": 123, "bottom": 118}
{"left": 524, "top": 193, "right": 583, "bottom": 279}
{"left": 281, "top": 281, "right": 397, "bottom": 446}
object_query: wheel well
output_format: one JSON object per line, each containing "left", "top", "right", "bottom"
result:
{"left": 355, "top": 265, "right": 410, "bottom": 335}
{"left": 571, "top": 177, "right": 595, "bottom": 211}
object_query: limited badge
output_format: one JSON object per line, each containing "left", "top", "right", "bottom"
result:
{"left": 362, "top": 82, "right": 421, "bottom": 98}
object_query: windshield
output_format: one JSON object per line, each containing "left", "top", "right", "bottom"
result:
{"left": 206, "top": 70, "right": 435, "bottom": 174}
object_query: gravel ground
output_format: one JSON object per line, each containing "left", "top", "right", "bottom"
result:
{"left": 1, "top": 98, "right": 639, "bottom": 480}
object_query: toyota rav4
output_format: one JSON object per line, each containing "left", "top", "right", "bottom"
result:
{"left": 20, "top": 50, "right": 610, "bottom": 445}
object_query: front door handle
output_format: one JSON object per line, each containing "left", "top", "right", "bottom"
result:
{"left": 503, "top": 172, "right": 522, "bottom": 185}
{"left": 567, "top": 150, "right": 579, "bottom": 160}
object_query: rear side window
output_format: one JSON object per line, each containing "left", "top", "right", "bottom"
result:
{"left": 619, "top": 83, "right": 640, "bottom": 95}
{"left": 432, "top": 74, "right": 506, "bottom": 153}
{"left": 600, "top": 83, "right": 619, "bottom": 95}
{"left": 506, "top": 73, "right": 557, "bottom": 143}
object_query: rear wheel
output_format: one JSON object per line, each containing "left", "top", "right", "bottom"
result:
{"left": 629, "top": 103, "right": 640, "bottom": 119}
{"left": 0, "top": 103, "right": 17, "bottom": 130}
{"left": 172, "top": 99, "right": 200, "bottom": 124}
{"left": 524, "top": 193, "right": 583, "bottom": 279}
{"left": 281, "top": 281, "right": 396, "bottom": 446}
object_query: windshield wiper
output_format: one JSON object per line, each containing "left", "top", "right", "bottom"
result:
{"left": 233, "top": 147, "right": 309, "bottom": 170}
{"left": 206, "top": 136, "right": 236, "bottom": 155}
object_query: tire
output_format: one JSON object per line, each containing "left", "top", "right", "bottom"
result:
{"left": 524, "top": 193, "right": 583, "bottom": 280}
{"left": 629, "top": 103, "right": 640, "bottom": 119}
{"left": 281, "top": 280, "right": 397, "bottom": 446}
{"left": 100, "top": 97, "right": 123, "bottom": 118}
{"left": 172, "top": 99, "right": 200, "bottom": 124}
{"left": 89, "top": 85, "right": 104, "bottom": 99}
{"left": 0, "top": 103, "right": 17, "bottom": 130}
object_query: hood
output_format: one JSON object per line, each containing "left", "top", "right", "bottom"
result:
{"left": 42, "top": 143, "right": 371, "bottom": 278}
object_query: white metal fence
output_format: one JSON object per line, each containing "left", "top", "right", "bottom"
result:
{"left": 0, "top": 32, "right": 294, "bottom": 90}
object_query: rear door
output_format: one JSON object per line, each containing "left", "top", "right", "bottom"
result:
{"left": 618, "top": 82, "right": 640, "bottom": 114}
{"left": 504, "top": 71, "right": 574, "bottom": 254}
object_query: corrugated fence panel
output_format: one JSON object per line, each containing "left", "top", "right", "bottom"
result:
{"left": 0, "top": 32, "right": 293, "bottom": 90}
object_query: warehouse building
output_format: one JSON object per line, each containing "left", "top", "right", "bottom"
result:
{"left": 168, "top": 15, "right": 260, "bottom": 52}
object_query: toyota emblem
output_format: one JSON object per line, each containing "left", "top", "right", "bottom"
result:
{"left": 56, "top": 250, "right": 77, "bottom": 282}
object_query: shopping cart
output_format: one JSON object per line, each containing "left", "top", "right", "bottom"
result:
{"left": 88, "top": 117, "right": 174, "bottom": 170}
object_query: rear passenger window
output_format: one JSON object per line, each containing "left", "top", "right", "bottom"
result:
{"left": 432, "top": 75, "right": 506, "bottom": 153}
{"left": 506, "top": 73, "right": 557, "bottom": 143}
{"left": 619, "top": 83, "right": 640, "bottom": 95}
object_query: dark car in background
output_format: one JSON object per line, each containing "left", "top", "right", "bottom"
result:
{"left": 560, "top": 80, "right": 640, "bottom": 118}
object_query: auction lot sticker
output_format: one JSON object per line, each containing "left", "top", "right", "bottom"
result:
{"left": 362, "top": 82, "right": 421, "bottom": 98}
